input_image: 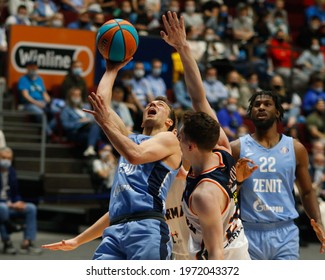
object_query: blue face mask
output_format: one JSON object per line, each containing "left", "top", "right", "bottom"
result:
{"left": 0, "top": 159, "right": 12, "bottom": 169}
{"left": 72, "top": 67, "right": 82, "bottom": 76}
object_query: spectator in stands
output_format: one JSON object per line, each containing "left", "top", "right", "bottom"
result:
{"left": 48, "top": 12, "right": 65, "bottom": 28}
{"left": 60, "top": 0, "right": 86, "bottom": 13}
{"left": 181, "top": 0, "right": 204, "bottom": 37}
{"left": 91, "top": 143, "right": 117, "bottom": 196}
{"left": 112, "top": 0, "right": 134, "bottom": 20}
{"left": 17, "top": 60, "right": 54, "bottom": 135}
{"left": 5, "top": 4, "right": 32, "bottom": 27}
{"left": 232, "top": 3, "right": 255, "bottom": 44}
{"left": 0, "top": 146, "right": 42, "bottom": 255}
{"left": 296, "top": 15, "right": 322, "bottom": 49}
{"left": 90, "top": 11, "right": 105, "bottom": 32}
{"left": 296, "top": 38, "right": 325, "bottom": 83}
{"left": 130, "top": 0, "right": 160, "bottom": 36}
{"left": 270, "top": 0, "right": 288, "bottom": 26}
{"left": 268, "top": 9, "right": 289, "bottom": 36}
{"left": 60, "top": 87, "right": 108, "bottom": 157}
{"left": 305, "top": 0, "right": 325, "bottom": 24}
{"left": 0, "top": 130, "right": 6, "bottom": 148}
{"left": 29, "top": 0, "right": 62, "bottom": 26}
{"left": 172, "top": 73, "right": 193, "bottom": 112}
{"left": 66, "top": 9, "right": 92, "bottom": 30}
{"left": 217, "top": 96, "right": 243, "bottom": 141}
{"left": 224, "top": 69, "right": 249, "bottom": 101}
{"left": 306, "top": 99, "right": 325, "bottom": 144}
{"left": 61, "top": 60, "right": 88, "bottom": 101}
{"left": 271, "top": 74, "right": 303, "bottom": 129}
{"left": 302, "top": 72, "right": 325, "bottom": 115}
{"left": 201, "top": 1, "right": 221, "bottom": 39}
{"left": 146, "top": 58, "right": 167, "bottom": 99}
{"left": 8, "top": 0, "right": 34, "bottom": 16}
{"left": 202, "top": 65, "right": 228, "bottom": 113}
{"left": 267, "top": 28, "right": 307, "bottom": 91}
{"left": 237, "top": 71, "right": 261, "bottom": 115}
{"left": 111, "top": 84, "right": 134, "bottom": 131}
{"left": 98, "top": 0, "right": 118, "bottom": 15}
{"left": 129, "top": 61, "right": 154, "bottom": 111}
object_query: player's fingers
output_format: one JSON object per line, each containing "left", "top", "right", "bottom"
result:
{"left": 162, "top": 14, "right": 171, "bottom": 34}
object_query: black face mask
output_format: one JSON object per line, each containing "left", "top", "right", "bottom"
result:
{"left": 277, "top": 38, "right": 284, "bottom": 43}
{"left": 94, "top": 23, "right": 102, "bottom": 28}
{"left": 230, "top": 82, "right": 239, "bottom": 88}
{"left": 273, "top": 85, "right": 283, "bottom": 91}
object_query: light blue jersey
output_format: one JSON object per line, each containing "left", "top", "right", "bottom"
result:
{"left": 239, "top": 134, "right": 300, "bottom": 259}
{"left": 239, "top": 134, "right": 299, "bottom": 223}
{"left": 94, "top": 133, "right": 179, "bottom": 260}
{"left": 109, "top": 133, "right": 179, "bottom": 220}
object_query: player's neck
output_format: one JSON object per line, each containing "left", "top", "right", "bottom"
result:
{"left": 142, "top": 126, "right": 167, "bottom": 136}
{"left": 252, "top": 128, "right": 281, "bottom": 149}
{"left": 190, "top": 152, "right": 219, "bottom": 177}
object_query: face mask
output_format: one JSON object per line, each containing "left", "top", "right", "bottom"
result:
{"left": 277, "top": 37, "right": 284, "bottom": 43}
{"left": 313, "top": 164, "right": 324, "bottom": 170}
{"left": 185, "top": 6, "right": 195, "bottom": 14}
{"left": 311, "top": 45, "right": 320, "bottom": 52}
{"left": 72, "top": 67, "right": 82, "bottom": 76}
{"left": 100, "top": 151, "right": 110, "bottom": 160}
{"left": 206, "top": 77, "right": 216, "bottom": 83}
{"left": 275, "top": 18, "right": 283, "bottom": 26}
{"left": 123, "top": 7, "right": 132, "bottom": 13}
{"left": 52, "top": 20, "right": 63, "bottom": 27}
{"left": 220, "top": 12, "right": 228, "bottom": 17}
{"left": 134, "top": 69, "right": 145, "bottom": 79}
{"left": 28, "top": 70, "right": 37, "bottom": 78}
{"left": 17, "top": 14, "right": 27, "bottom": 21}
{"left": 249, "top": 82, "right": 258, "bottom": 89}
{"left": 0, "top": 159, "right": 11, "bottom": 169}
{"left": 170, "top": 6, "right": 179, "bottom": 13}
{"left": 273, "top": 85, "right": 283, "bottom": 91}
{"left": 227, "top": 104, "right": 237, "bottom": 113}
{"left": 122, "top": 79, "right": 132, "bottom": 87}
{"left": 71, "top": 97, "right": 82, "bottom": 105}
{"left": 230, "top": 82, "right": 239, "bottom": 88}
{"left": 152, "top": 68, "right": 161, "bottom": 76}
{"left": 205, "top": 35, "right": 214, "bottom": 41}
{"left": 315, "top": 87, "right": 323, "bottom": 92}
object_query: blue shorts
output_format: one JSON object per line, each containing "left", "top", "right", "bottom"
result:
{"left": 93, "top": 219, "right": 172, "bottom": 260}
{"left": 243, "top": 220, "right": 299, "bottom": 260}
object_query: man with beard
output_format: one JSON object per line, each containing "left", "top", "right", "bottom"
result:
{"left": 230, "top": 90, "right": 325, "bottom": 259}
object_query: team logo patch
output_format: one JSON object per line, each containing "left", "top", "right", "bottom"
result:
{"left": 280, "top": 146, "right": 289, "bottom": 154}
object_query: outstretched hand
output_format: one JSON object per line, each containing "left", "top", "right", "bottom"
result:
{"left": 42, "top": 239, "right": 79, "bottom": 251}
{"left": 310, "top": 219, "right": 325, "bottom": 254}
{"left": 160, "top": 11, "right": 187, "bottom": 50}
{"left": 236, "top": 157, "right": 258, "bottom": 184}
{"left": 83, "top": 92, "right": 111, "bottom": 127}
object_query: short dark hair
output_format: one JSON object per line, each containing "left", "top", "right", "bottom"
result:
{"left": 154, "top": 96, "right": 177, "bottom": 131}
{"left": 247, "top": 90, "right": 284, "bottom": 121}
{"left": 182, "top": 111, "right": 220, "bottom": 151}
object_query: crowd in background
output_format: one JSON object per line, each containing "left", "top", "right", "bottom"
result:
{"left": 0, "top": 0, "right": 324, "bottom": 253}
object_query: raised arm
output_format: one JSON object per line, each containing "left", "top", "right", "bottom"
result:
{"left": 94, "top": 59, "right": 133, "bottom": 136}
{"left": 160, "top": 12, "right": 230, "bottom": 152}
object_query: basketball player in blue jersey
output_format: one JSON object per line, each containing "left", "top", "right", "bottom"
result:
{"left": 42, "top": 58, "right": 182, "bottom": 260}
{"left": 161, "top": 12, "right": 253, "bottom": 260}
{"left": 230, "top": 90, "right": 325, "bottom": 260}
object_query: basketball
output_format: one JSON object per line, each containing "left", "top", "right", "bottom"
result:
{"left": 96, "top": 19, "right": 139, "bottom": 62}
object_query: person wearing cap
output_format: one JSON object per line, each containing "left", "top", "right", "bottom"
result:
{"left": 17, "top": 60, "right": 54, "bottom": 135}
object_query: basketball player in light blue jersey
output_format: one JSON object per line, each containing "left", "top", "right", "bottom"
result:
{"left": 42, "top": 58, "right": 182, "bottom": 260}
{"left": 231, "top": 90, "right": 325, "bottom": 259}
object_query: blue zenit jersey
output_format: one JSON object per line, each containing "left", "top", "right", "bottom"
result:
{"left": 239, "top": 134, "right": 299, "bottom": 223}
{"left": 109, "top": 134, "right": 179, "bottom": 220}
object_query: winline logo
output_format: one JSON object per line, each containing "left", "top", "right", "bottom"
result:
{"left": 11, "top": 41, "right": 94, "bottom": 76}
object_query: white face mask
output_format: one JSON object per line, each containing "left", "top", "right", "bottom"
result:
{"left": 100, "top": 151, "right": 110, "bottom": 160}
{"left": 152, "top": 68, "right": 161, "bottom": 76}
{"left": 0, "top": 159, "right": 12, "bottom": 169}
{"left": 227, "top": 104, "right": 237, "bottom": 113}
{"left": 134, "top": 69, "right": 145, "bottom": 79}
{"left": 71, "top": 97, "right": 82, "bottom": 105}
